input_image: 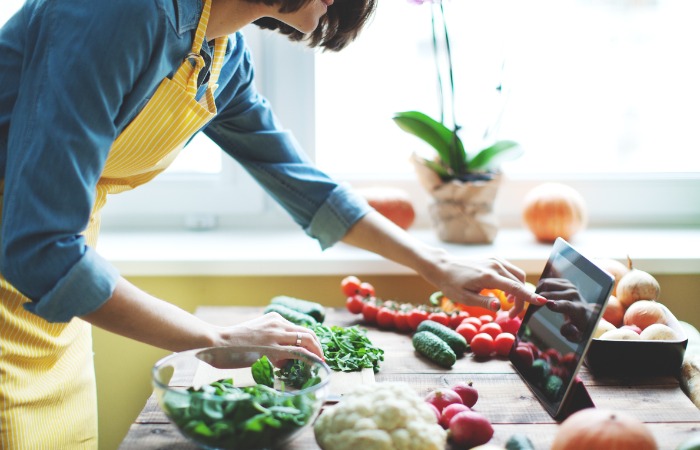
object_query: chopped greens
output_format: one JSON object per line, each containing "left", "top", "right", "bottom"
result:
{"left": 162, "top": 357, "right": 321, "bottom": 449}
{"left": 312, "top": 324, "right": 384, "bottom": 373}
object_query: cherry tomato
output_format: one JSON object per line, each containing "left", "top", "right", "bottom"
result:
{"left": 470, "top": 333, "right": 495, "bottom": 359}
{"left": 449, "top": 311, "right": 470, "bottom": 329}
{"left": 463, "top": 317, "right": 483, "bottom": 329}
{"left": 362, "top": 301, "right": 379, "bottom": 324}
{"left": 376, "top": 307, "right": 396, "bottom": 329}
{"left": 479, "top": 314, "right": 494, "bottom": 324}
{"left": 427, "top": 311, "right": 450, "bottom": 327}
{"left": 455, "top": 322, "right": 479, "bottom": 344}
{"left": 345, "top": 294, "right": 365, "bottom": 315}
{"left": 340, "top": 275, "right": 361, "bottom": 297}
{"left": 478, "top": 322, "right": 503, "bottom": 340}
{"left": 494, "top": 332, "right": 516, "bottom": 357}
{"left": 394, "top": 310, "right": 412, "bottom": 332}
{"left": 358, "top": 281, "right": 376, "bottom": 297}
{"left": 407, "top": 308, "right": 429, "bottom": 330}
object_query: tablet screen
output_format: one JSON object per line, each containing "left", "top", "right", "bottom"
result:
{"left": 510, "top": 238, "right": 614, "bottom": 418}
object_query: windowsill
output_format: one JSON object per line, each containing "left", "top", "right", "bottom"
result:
{"left": 96, "top": 227, "right": 700, "bottom": 277}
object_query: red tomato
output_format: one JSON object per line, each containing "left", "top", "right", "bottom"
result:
{"left": 376, "top": 307, "right": 396, "bottom": 329}
{"left": 449, "top": 311, "right": 470, "bottom": 329}
{"left": 345, "top": 294, "right": 365, "bottom": 314}
{"left": 455, "top": 322, "right": 478, "bottom": 344}
{"left": 495, "top": 314, "right": 522, "bottom": 335}
{"left": 463, "top": 317, "right": 483, "bottom": 329}
{"left": 494, "top": 332, "right": 516, "bottom": 357}
{"left": 394, "top": 310, "right": 412, "bottom": 332}
{"left": 479, "top": 314, "right": 494, "bottom": 324}
{"left": 340, "top": 275, "right": 361, "bottom": 297}
{"left": 407, "top": 308, "right": 429, "bottom": 330}
{"left": 361, "top": 301, "right": 379, "bottom": 324}
{"left": 427, "top": 311, "right": 450, "bottom": 327}
{"left": 470, "top": 333, "right": 495, "bottom": 359}
{"left": 478, "top": 322, "right": 503, "bottom": 340}
{"left": 358, "top": 281, "right": 375, "bottom": 297}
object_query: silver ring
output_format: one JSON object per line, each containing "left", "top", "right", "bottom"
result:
{"left": 295, "top": 332, "right": 302, "bottom": 347}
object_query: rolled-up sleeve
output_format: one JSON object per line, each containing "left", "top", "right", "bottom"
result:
{"left": 0, "top": 0, "right": 167, "bottom": 322}
{"left": 204, "top": 34, "right": 371, "bottom": 249}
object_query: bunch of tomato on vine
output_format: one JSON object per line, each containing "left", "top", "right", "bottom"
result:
{"left": 340, "top": 275, "right": 522, "bottom": 338}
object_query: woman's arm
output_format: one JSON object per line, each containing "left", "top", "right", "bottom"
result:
{"left": 341, "top": 210, "right": 547, "bottom": 313}
{"left": 81, "top": 277, "right": 324, "bottom": 358}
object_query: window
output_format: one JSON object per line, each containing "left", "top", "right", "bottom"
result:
{"left": 311, "top": 0, "right": 700, "bottom": 227}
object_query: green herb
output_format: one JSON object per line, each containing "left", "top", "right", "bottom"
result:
{"left": 311, "top": 324, "right": 384, "bottom": 373}
{"left": 251, "top": 355, "right": 274, "bottom": 387}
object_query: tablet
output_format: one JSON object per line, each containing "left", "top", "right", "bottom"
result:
{"left": 509, "top": 237, "right": 614, "bottom": 420}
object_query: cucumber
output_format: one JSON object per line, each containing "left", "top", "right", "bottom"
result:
{"left": 263, "top": 304, "right": 317, "bottom": 327}
{"left": 505, "top": 433, "right": 536, "bottom": 450}
{"left": 416, "top": 320, "right": 468, "bottom": 354}
{"left": 270, "top": 295, "right": 326, "bottom": 323}
{"left": 412, "top": 331, "right": 457, "bottom": 368}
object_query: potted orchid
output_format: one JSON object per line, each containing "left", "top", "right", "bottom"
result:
{"left": 393, "top": 0, "right": 522, "bottom": 244}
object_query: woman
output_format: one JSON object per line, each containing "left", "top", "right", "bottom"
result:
{"left": 0, "top": 0, "right": 546, "bottom": 447}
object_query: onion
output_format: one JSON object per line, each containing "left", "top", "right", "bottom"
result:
{"left": 602, "top": 295, "right": 625, "bottom": 328}
{"left": 616, "top": 257, "right": 660, "bottom": 308}
{"left": 551, "top": 408, "right": 658, "bottom": 450}
{"left": 623, "top": 300, "right": 666, "bottom": 331}
{"left": 594, "top": 258, "right": 630, "bottom": 296}
{"left": 639, "top": 323, "right": 679, "bottom": 341}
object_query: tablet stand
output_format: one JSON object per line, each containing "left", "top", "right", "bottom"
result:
{"left": 556, "top": 378, "right": 595, "bottom": 421}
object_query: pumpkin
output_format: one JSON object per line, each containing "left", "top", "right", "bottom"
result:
{"left": 356, "top": 186, "right": 416, "bottom": 230}
{"left": 521, "top": 183, "right": 587, "bottom": 243}
{"left": 551, "top": 408, "right": 658, "bottom": 450}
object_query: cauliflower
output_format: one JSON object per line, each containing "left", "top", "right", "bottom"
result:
{"left": 314, "top": 382, "right": 447, "bottom": 450}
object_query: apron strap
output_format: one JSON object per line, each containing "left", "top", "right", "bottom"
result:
{"left": 172, "top": 0, "right": 213, "bottom": 94}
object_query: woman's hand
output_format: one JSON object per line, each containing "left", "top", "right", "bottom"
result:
{"left": 218, "top": 312, "right": 324, "bottom": 361}
{"left": 426, "top": 253, "right": 548, "bottom": 317}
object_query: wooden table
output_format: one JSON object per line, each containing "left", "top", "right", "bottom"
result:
{"left": 119, "top": 306, "right": 700, "bottom": 449}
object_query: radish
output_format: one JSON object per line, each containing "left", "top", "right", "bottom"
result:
{"left": 449, "top": 410, "right": 494, "bottom": 448}
{"left": 438, "top": 403, "right": 471, "bottom": 429}
{"left": 451, "top": 381, "right": 479, "bottom": 408}
{"left": 424, "top": 388, "right": 463, "bottom": 412}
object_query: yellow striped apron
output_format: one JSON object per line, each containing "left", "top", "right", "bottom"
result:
{"left": 0, "top": 0, "right": 226, "bottom": 447}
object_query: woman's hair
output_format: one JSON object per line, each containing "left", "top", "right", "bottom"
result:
{"left": 247, "top": 0, "right": 377, "bottom": 52}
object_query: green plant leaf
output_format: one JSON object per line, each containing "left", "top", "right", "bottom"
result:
{"left": 393, "top": 111, "right": 466, "bottom": 173}
{"left": 468, "top": 140, "right": 523, "bottom": 172}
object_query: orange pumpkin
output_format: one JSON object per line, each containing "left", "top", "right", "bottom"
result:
{"left": 356, "top": 186, "right": 416, "bottom": 230}
{"left": 522, "top": 183, "right": 587, "bottom": 243}
{"left": 551, "top": 408, "right": 658, "bottom": 450}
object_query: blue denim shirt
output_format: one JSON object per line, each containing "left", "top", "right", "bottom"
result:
{"left": 0, "top": 0, "right": 370, "bottom": 322}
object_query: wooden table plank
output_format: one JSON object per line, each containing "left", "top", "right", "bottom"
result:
{"left": 120, "top": 306, "right": 700, "bottom": 450}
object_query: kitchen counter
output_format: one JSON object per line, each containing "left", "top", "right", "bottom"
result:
{"left": 118, "top": 306, "right": 700, "bottom": 449}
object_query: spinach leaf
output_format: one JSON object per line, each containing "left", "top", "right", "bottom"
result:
{"left": 251, "top": 355, "right": 274, "bottom": 387}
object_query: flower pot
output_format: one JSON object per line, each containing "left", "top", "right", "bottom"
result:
{"left": 412, "top": 153, "right": 501, "bottom": 244}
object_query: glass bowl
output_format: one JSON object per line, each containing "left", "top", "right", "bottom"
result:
{"left": 152, "top": 346, "right": 331, "bottom": 450}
